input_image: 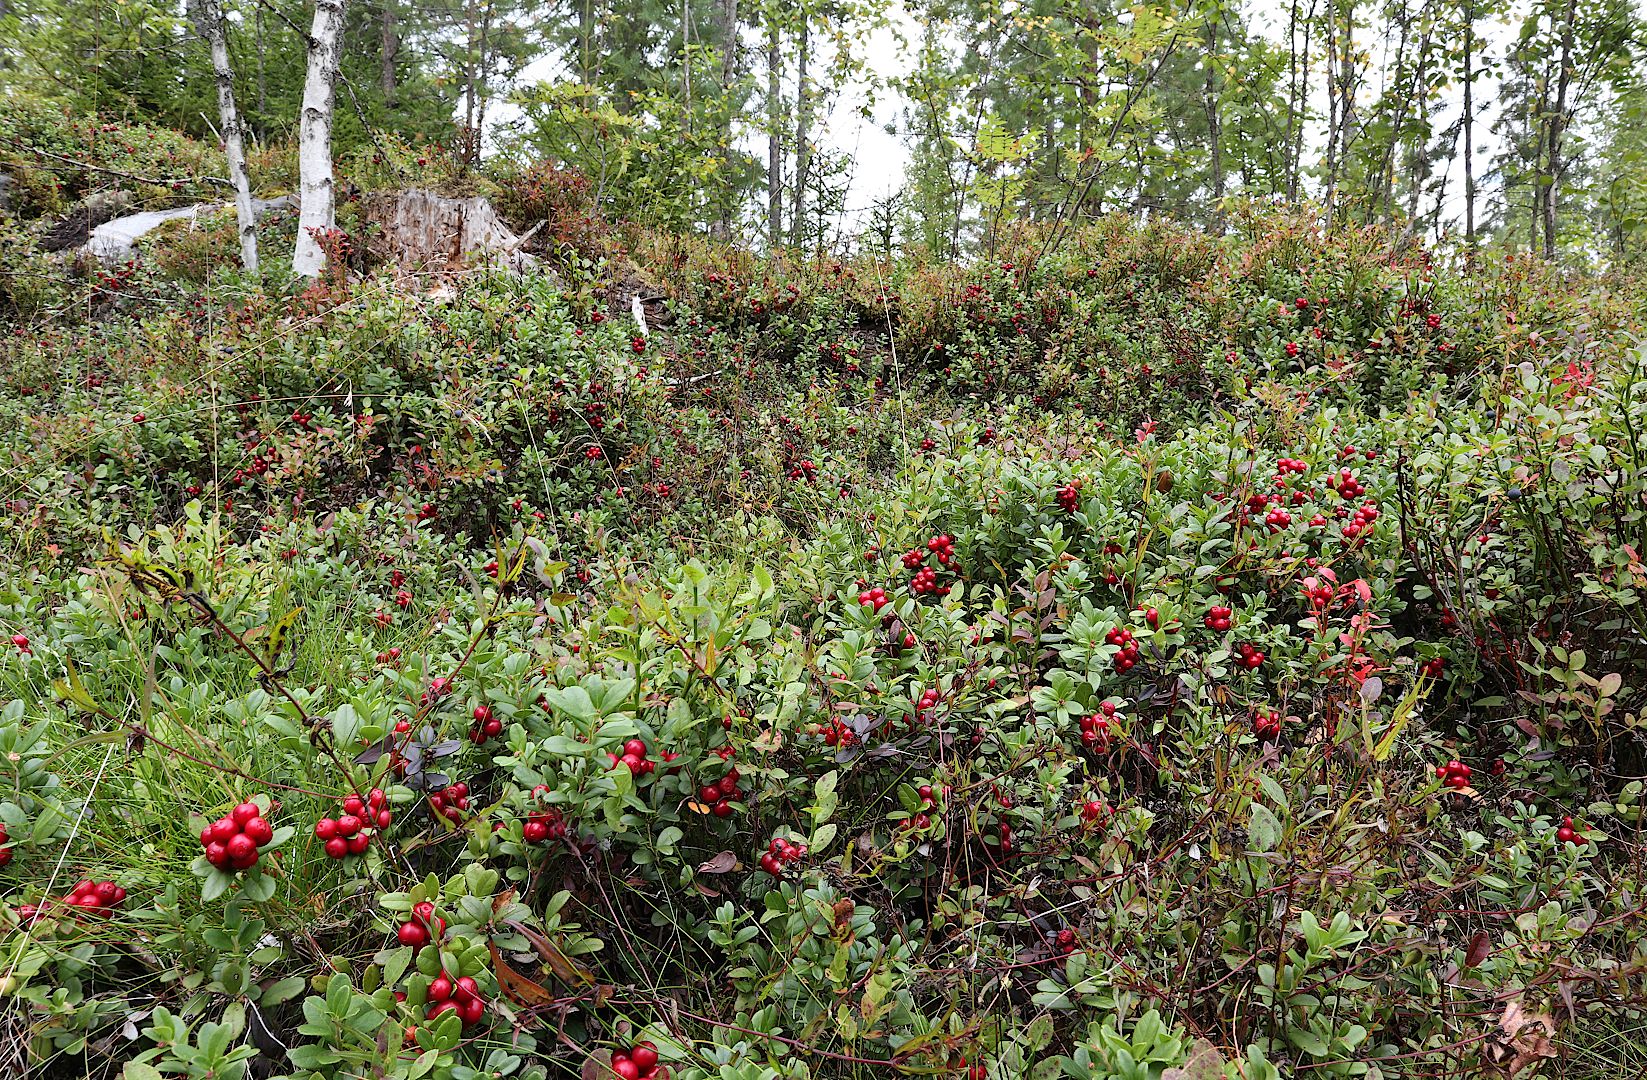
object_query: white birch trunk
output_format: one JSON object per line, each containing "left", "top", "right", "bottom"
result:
{"left": 195, "top": 0, "right": 259, "bottom": 274}
{"left": 293, "top": 0, "right": 349, "bottom": 277}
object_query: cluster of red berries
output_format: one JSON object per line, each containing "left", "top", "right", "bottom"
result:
{"left": 428, "top": 782, "right": 471, "bottom": 823}
{"left": 903, "top": 783, "right": 943, "bottom": 831}
{"left": 1204, "top": 605, "right": 1233, "bottom": 632}
{"left": 396, "top": 900, "right": 446, "bottom": 948}
{"left": 1419, "top": 657, "right": 1446, "bottom": 679}
{"left": 1056, "top": 482, "right": 1081, "bottom": 514}
{"left": 914, "top": 686, "right": 941, "bottom": 721}
{"left": 1555, "top": 816, "right": 1586, "bottom": 845}
{"left": 758, "top": 835, "right": 808, "bottom": 876}
{"left": 314, "top": 789, "right": 392, "bottom": 860}
{"left": 857, "top": 586, "right": 890, "bottom": 612}
{"left": 1252, "top": 708, "right": 1282, "bottom": 741}
{"left": 522, "top": 787, "right": 570, "bottom": 843}
{"left": 1330, "top": 468, "right": 1367, "bottom": 500}
{"left": 910, "top": 566, "right": 945, "bottom": 595}
{"left": 606, "top": 738, "right": 659, "bottom": 775}
{"left": 200, "top": 801, "right": 274, "bottom": 872}
{"left": 1079, "top": 702, "right": 1116, "bottom": 749}
{"left": 1105, "top": 626, "right": 1141, "bottom": 672}
{"left": 1276, "top": 457, "right": 1308, "bottom": 475}
{"left": 1302, "top": 580, "right": 1335, "bottom": 607}
{"left": 630, "top": 336, "right": 646, "bottom": 354}
{"left": 926, "top": 534, "right": 956, "bottom": 564}
{"left": 10, "top": 633, "right": 29, "bottom": 655}
{"left": 1235, "top": 643, "right": 1265, "bottom": 670}
{"left": 1436, "top": 760, "right": 1473, "bottom": 790}
{"left": 57, "top": 879, "right": 127, "bottom": 916}
{"left": 1264, "top": 506, "right": 1293, "bottom": 530}
{"left": 1079, "top": 797, "right": 1108, "bottom": 823}
{"left": 1341, "top": 501, "right": 1381, "bottom": 540}
{"left": 423, "top": 967, "right": 488, "bottom": 1027}
{"left": 609, "top": 1042, "right": 662, "bottom": 1080}
{"left": 1052, "top": 928, "right": 1078, "bottom": 953}
{"left": 818, "top": 719, "right": 859, "bottom": 747}
{"left": 697, "top": 768, "right": 744, "bottom": 817}
{"left": 469, "top": 705, "right": 503, "bottom": 744}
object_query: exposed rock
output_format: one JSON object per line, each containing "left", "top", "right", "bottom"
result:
{"left": 40, "top": 190, "right": 134, "bottom": 252}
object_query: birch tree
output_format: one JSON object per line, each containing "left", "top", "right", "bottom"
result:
{"left": 293, "top": 0, "right": 348, "bottom": 277}
{"left": 188, "top": 0, "right": 258, "bottom": 274}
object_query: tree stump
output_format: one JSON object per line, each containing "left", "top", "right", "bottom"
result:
{"left": 365, "top": 188, "right": 548, "bottom": 279}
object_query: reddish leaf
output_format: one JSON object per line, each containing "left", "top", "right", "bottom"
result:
{"left": 1464, "top": 931, "right": 1492, "bottom": 969}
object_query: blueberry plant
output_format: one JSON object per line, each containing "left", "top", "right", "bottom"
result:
{"left": 0, "top": 182, "right": 1644, "bottom": 1080}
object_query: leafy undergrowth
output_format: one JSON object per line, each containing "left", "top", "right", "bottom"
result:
{"left": 1, "top": 212, "right": 1645, "bottom": 1080}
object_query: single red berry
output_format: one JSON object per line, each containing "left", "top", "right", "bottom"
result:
{"left": 225, "top": 833, "right": 259, "bottom": 869}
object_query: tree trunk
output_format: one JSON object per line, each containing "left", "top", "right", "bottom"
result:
{"left": 1202, "top": 17, "right": 1224, "bottom": 229}
{"left": 790, "top": 19, "right": 810, "bottom": 247}
{"left": 192, "top": 0, "right": 259, "bottom": 274}
{"left": 766, "top": 16, "right": 781, "bottom": 250}
{"left": 1323, "top": 1, "right": 1340, "bottom": 212}
{"left": 474, "top": 0, "right": 496, "bottom": 155}
{"left": 293, "top": 0, "right": 348, "bottom": 278}
{"left": 381, "top": 0, "right": 399, "bottom": 105}
{"left": 712, "top": 0, "right": 739, "bottom": 239}
{"left": 464, "top": 0, "right": 478, "bottom": 138}
{"left": 255, "top": 3, "right": 267, "bottom": 132}
{"left": 1543, "top": 0, "right": 1576, "bottom": 260}
{"left": 578, "top": 0, "right": 596, "bottom": 83}
{"left": 1462, "top": 0, "right": 1475, "bottom": 250}
{"left": 1402, "top": 27, "right": 1432, "bottom": 223}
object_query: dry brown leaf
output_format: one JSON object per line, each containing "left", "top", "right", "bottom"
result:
{"left": 697, "top": 851, "right": 739, "bottom": 874}
{"left": 1494, "top": 999, "right": 1557, "bottom": 1077}
{"left": 489, "top": 942, "right": 559, "bottom": 1007}
{"left": 581, "top": 1049, "right": 616, "bottom": 1080}
{"left": 505, "top": 919, "right": 597, "bottom": 987}
{"left": 1162, "top": 1040, "right": 1225, "bottom": 1080}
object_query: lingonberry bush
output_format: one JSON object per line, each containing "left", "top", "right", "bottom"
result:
{"left": 1, "top": 192, "right": 1645, "bottom": 1080}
